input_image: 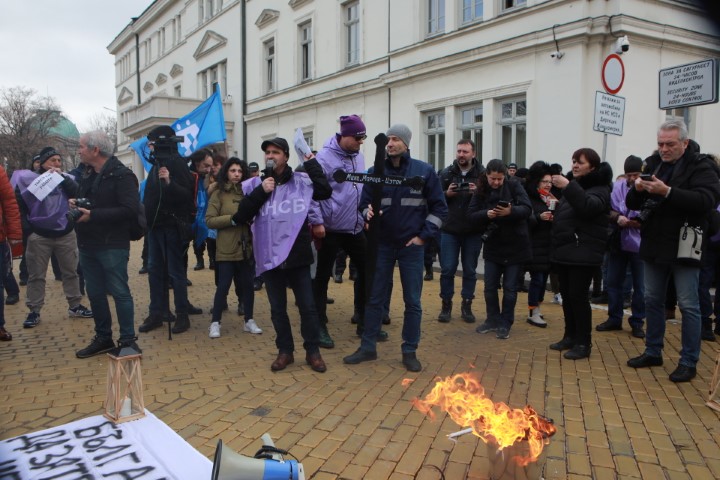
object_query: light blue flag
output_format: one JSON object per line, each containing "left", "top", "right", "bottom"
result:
{"left": 172, "top": 89, "right": 226, "bottom": 157}
{"left": 130, "top": 137, "right": 153, "bottom": 172}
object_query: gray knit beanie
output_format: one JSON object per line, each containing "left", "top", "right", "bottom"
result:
{"left": 386, "top": 124, "right": 412, "bottom": 147}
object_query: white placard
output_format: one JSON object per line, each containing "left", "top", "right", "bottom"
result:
{"left": 593, "top": 91, "right": 626, "bottom": 137}
{"left": 0, "top": 411, "right": 212, "bottom": 479}
{"left": 27, "top": 170, "right": 63, "bottom": 202}
{"left": 294, "top": 128, "right": 312, "bottom": 161}
{"left": 659, "top": 59, "right": 719, "bottom": 109}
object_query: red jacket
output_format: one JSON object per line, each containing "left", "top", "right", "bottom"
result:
{"left": 0, "top": 166, "right": 22, "bottom": 242}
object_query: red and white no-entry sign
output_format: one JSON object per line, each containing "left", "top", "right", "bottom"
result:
{"left": 602, "top": 54, "right": 625, "bottom": 95}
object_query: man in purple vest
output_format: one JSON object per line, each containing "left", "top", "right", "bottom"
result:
{"left": 236, "top": 137, "right": 332, "bottom": 373}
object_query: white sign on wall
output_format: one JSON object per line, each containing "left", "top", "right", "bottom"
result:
{"left": 659, "top": 59, "right": 719, "bottom": 109}
{"left": 593, "top": 91, "right": 626, "bottom": 136}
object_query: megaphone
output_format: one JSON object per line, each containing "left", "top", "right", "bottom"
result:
{"left": 211, "top": 437, "right": 305, "bottom": 480}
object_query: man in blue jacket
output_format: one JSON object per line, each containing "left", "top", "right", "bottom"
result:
{"left": 343, "top": 124, "right": 447, "bottom": 371}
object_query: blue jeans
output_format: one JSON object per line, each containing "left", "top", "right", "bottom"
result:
{"left": 439, "top": 232, "right": 482, "bottom": 300}
{"left": 147, "top": 226, "right": 189, "bottom": 315}
{"left": 483, "top": 261, "right": 522, "bottom": 330}
{"left": 528, "top": 271, "right": 548, "bottom": 307}
{"left": 606, "top": 250, "right": 645, "bottom": 327}
{"left": 0, "top": 243, "right": 7, "bottom": 328}
{"left": 212, "top": 260, "right": 254, "bottom": 323}
{"left": 644, "top": 262, "right": 701, "bottom": 367}
{"left": 362, "top": 244, "right": 424, "bottom": 353}
{"left": 263, "top": 265, "right": 320, "bottom": 355}
{"left": 79, "top": 248, "right": 135, "bottom": 341}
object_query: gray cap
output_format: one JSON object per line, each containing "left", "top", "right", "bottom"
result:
{"left": 386, "top": 124, "right": 412, "bottom": 147}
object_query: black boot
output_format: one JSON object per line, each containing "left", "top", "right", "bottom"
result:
{"left": 193, "top": 258, "right": 205, "bottom": 270}
{"left": 702, "top": 318, "right": 716, "bottom": 341}
{"left": 564, "top": 344, "right": 591, "bottom": 360}
{"left": 460, "top": 298, "right": 475, "bottom": 323}
{"left": 549, "top": 337, "right": 574, "bottom": 351}
{"left": 437, "top": 299, "right": 452, "bottom": 323}
{"left": 138, "top": 313, "right": 164, "bottom": 333}
{"left": 172, "top": 313, "right": 190, "bottom": 334}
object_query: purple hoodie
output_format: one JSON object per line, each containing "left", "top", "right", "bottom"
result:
{"left": 308, "top": 135, "right": 365, "bottom": 234}
{"left": 611, "top": 178, "right": 641, "bottom": 253}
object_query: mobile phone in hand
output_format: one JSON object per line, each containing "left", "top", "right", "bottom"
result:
{"left": 640, "top": 174, "right": 653, "bottom": 181}
{"left": 496, "top": 200, "right": 510, "bottom": 208}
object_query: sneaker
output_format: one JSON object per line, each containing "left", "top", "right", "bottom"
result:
{"left": 496, "top": 327, "right": 510, "bottom": 339}
{"left": 475, "top": 321, "right": 496, "bottom": 334}
{"left": 68, "top": 304, "right": 93, "bottom": 318}
{"left": 243, "top": 319, "right": 262, "bottom": 334}
{"left": 116, "top": 337, "right": 142, "bottom": 355}
{"left": 23, "top": 311, "right": 40, "bottom": 328}
{"left": 527, "top": 309, "right": 547, "bottom": 328}
{"left": 209, "top": 322, "right": 221, "bottom": 338}
{"left": 76, "top": 336, "right": 115, "bottom": 359}
{"left": 552, "top": 293, "right": 563, "bottom": 305}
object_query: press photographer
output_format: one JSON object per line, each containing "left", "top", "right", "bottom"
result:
{"left": 137, "top": 125, "right": 196, "bottom": 335}
{"left": 73, "top": 131, "right": 141, "bottom": 359}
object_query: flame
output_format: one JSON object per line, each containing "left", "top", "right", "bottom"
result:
{"left": 412, "top": 372, "right": 556, "bottom": 466}
{"left": 401, "top": 378, "right": 415, "bottom": 387}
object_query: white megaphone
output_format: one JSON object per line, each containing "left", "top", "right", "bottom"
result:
{"left": 211, "top": 434, "right": 305, "bottom": 480}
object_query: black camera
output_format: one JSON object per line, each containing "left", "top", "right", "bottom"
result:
{"left": 149, "top": 134, "right": 184, "bottom": 167}
{"left": 453, "top": 181, "right": 471, "bottom": 192}
{"left": 636, "top": 199, "right": 660, "bottom": 224}
{"left": 481, "top": 222, "right": 499, "bottom": 242}
{"left": 67, "top": 198, "right": 92, "bottom": 222}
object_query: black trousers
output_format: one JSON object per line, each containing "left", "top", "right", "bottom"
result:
{"left": 312, "top": 231, "right": 367, "bottom": 326}
{"left": 555, "top": 263, "right": 595, "bottom": 346}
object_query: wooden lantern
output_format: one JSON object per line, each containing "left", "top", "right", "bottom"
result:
{"left": 104, "top": 351, "right": 146, "bottom": 424}
{"left": 707, "top": 352, "right": 720, "bottom": 412}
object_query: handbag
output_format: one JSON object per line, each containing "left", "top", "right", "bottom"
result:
{"left": 677, "top": 222, "right": 702, "bottom": 261}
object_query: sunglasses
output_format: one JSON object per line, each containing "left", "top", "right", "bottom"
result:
{"left": 354, "top": 135, "right": 367, "bottom": 141}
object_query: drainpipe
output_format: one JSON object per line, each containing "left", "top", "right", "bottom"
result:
{"left": 241, "top": 0, "right": 248, "bottom": 161}
{"left": 135, "top": 33, "right": 141, "bottom": 105}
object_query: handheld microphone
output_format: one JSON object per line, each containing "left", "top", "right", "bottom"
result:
{"left": 262, "top": 160, "right": 276, "bottom": 179}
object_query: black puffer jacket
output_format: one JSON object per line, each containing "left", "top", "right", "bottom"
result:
{"left": 143, "top": 153, "right": 195, "bottom": 228}
{"left": 75, "top": 157, "right": 140, "bottom": 250}
{"left": 550, "top": 163, "right": 613, "bottom": 267}
{"left": 626, "top": 148, "right": 720, "bottom": 266}
{"left": 438, "top": 159, "right": 484, "bottom": 234}
{"left": 525, "top": 186, "right": 553, "bottom": 273}
{"left": 467, "top": 176, "right": 532, "bottom": 265}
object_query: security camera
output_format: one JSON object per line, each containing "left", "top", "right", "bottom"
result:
{"left": 614, "top": 35, "right": 629, "bottom": 54}
{"left": 550, "top": 51, "right": 564, "bottom": 59}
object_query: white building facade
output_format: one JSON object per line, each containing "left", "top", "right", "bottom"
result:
{"left": 110, "top": 0, "right": 720, "bottom": 177}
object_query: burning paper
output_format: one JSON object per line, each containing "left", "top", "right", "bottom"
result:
{"left": 411, "top": 372, "right": 556, "bottom": 467}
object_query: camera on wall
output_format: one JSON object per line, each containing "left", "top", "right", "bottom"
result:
{"left": 614, "top": 35, "right": 630, "bottom": 54}
{"left": 550, "top": 50, "right": 564, "bottom": 59}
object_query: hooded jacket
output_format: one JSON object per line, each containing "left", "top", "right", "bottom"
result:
{"left": 438, "top": 159, "right": 484, "bottom": 234}
{"left": 308, "top": 135, "right": 365, "bottom": 234}
{"left": 626, "top": 147, "right": 720, "bottom": 266}
{"left": 205, "top": 182, "right": 253, "bottom": 262}
{"left": 550, "top": 163, "right": 613, "bottom": 266}
{"left": 143, "top": 153, "right": 195, "bottom": 229}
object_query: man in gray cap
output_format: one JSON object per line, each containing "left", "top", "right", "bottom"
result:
{"left": 343, "top": 123, "right": 447, "bottom": 371}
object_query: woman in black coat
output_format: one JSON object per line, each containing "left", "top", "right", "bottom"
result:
{"left": 549, "top": 148, "right": 612, "bottom": 359}
{"left": 524, "top": 161, "right": 556, "bottom": 327}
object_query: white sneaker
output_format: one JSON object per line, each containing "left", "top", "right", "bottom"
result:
{"left": 244, "top": 319, "right": 262, "bottom": 334}
{"left": 527, "top": 309, "right": 547, "bottom": 328}
{"left": 209, "top": 322, "right": 221, "bottom": 338}
{"left": 552, "top": 293, "right": 563, "bottom": 305}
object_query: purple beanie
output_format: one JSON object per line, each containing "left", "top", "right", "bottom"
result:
{"left": 339, "top": 115, "right": 366, "bottom": 137}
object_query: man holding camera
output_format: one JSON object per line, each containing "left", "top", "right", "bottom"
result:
{"left": 138, "top": 125, "right": 196, "bottom": 335}
{"left": 13, "top": 147, "right": 92, "bottom": 329}
{"left": 626, "top": 120, "right": 720, "bottom": 382}
{"left": 73, "top": 131, "right": 141, "bottom": 358}
{"left": 436, "top": 139, "right": 484, "bottom": 323}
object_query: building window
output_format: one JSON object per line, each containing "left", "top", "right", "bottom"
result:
{"left": 665, "top": 107, "right": 693, "bottom": 135}
{"left": 499, "top": 98, "right": 527, "bottom": 167}
{"left": 199, "top": 62, "right": 226, "bottom": 98}
{"left": 426, "top": 111, "right": 446, "bottom": 171}
{"left": 304, "top": 131, "right": 314, "bottom": 152}
{"left": 160, "top": 28, "right": 166, "bottom": 54}
{"left": 428, "top": 0, "right": 445, "bottom": 36}
{"left": 264, "top": 39, "right": 276, "bottom": 93}
{"left": 174, "top": 84, "right": 182, "bottom": 97}
{"left": 460, "top": 105, "right": 483, "bottom": 164}
{"left": 344, "top": 1, "right": 359, "bottom": 66}
{"left": 299, "top": 22, "right": 312, "bottom": 82}
{"left": 461, "top": 0, "right": 483, "bottom": 23}
{"left": 502, "top": 0, "right": 526, "bottom": 11}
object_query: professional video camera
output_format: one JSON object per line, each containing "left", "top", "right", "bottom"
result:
{"left": 147, "top": 125, "right": 184, "bottom": 167}
{"left": 66, "top": 198, "right": 92, "bottom": 222}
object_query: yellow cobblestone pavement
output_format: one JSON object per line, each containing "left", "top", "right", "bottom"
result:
{"left": 2, "top": 243, "right": 720, "bottom": 479}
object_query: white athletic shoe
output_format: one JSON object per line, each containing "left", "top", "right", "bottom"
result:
{"left": 209, "top": 322, "right": 221, "bottom": 338}
{"left": 244, "top": 319, "right": 262, "bottom": 334}
{"left": 527, "top": 308, "right": 547, "bottom": 328}
{"left": 552, "top": 293, "right": 563, "bottom": 305}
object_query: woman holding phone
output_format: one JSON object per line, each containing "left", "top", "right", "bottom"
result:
{"left": 468, "top": 159, "right": 532, "bottom": 340}
{"left": 548, "top": 148, "right": 612, "bottom": 359}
